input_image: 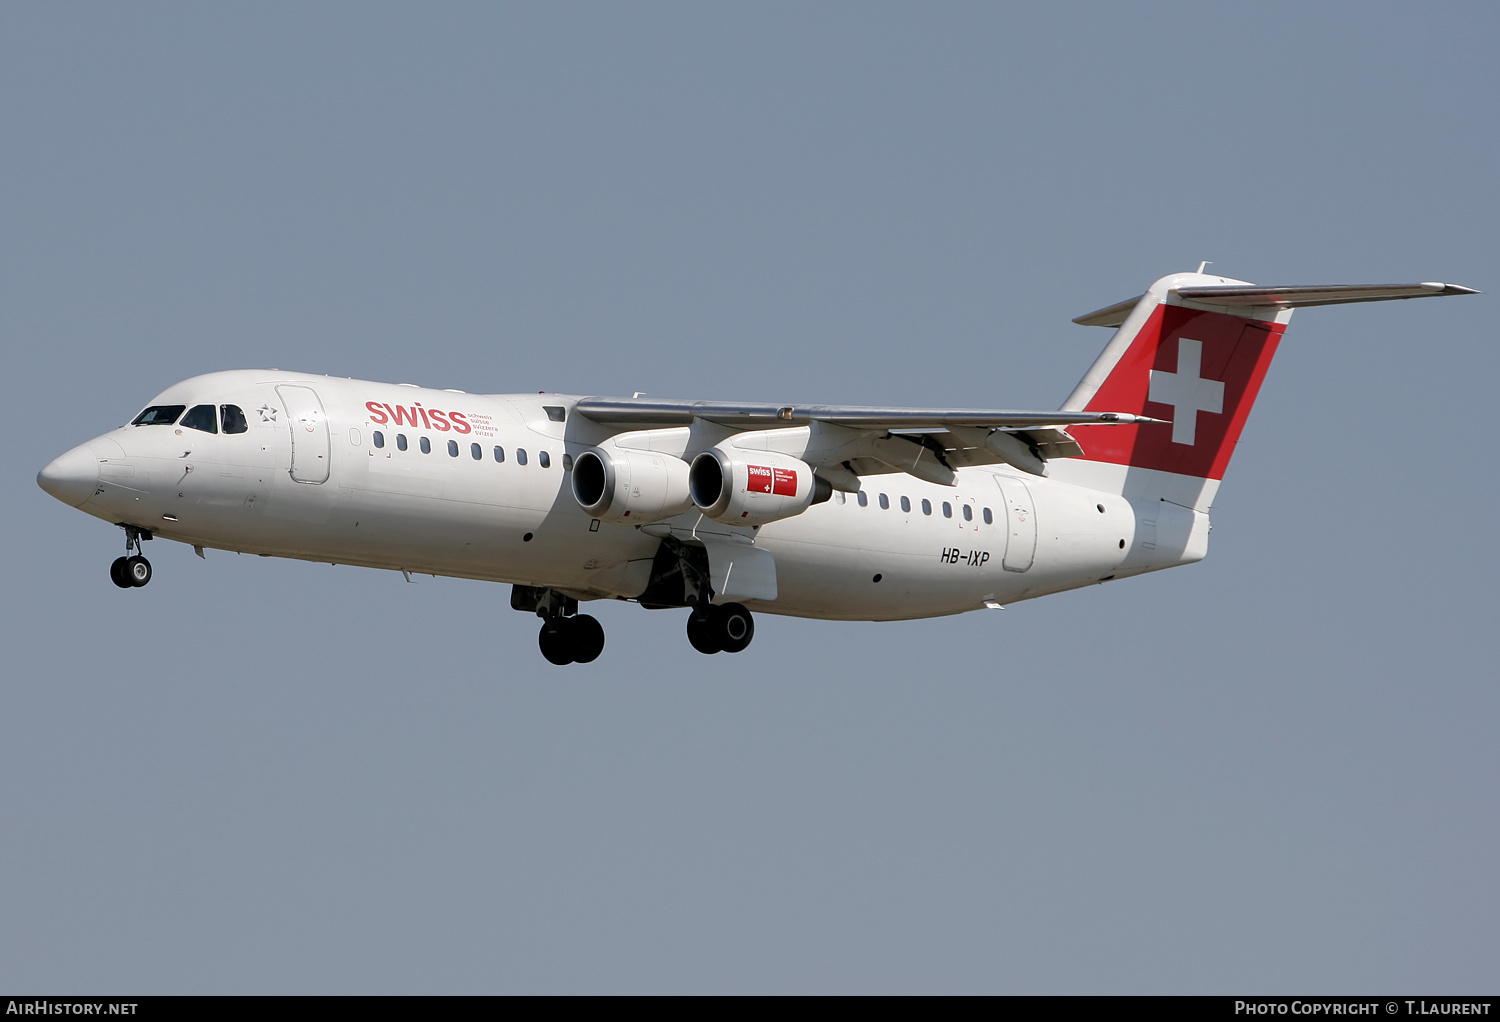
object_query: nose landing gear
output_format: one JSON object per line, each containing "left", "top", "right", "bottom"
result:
{"left": 110, "top": 555, "right": 152, "bottom": 588}
{"left": 110, "top": 525, "right": 153, "bottom": 589}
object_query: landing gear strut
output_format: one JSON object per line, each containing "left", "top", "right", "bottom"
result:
{"left": 512, "top": 585, "right": 606, "bottom": 666}
{"left": 636, "top": 537, "right": 757, "bottom": 656}
{"left": 110, "top": 525, "right": 153, "bottom": 589}
{"left": 686, "top": 602, "right": 755, "bottom": 655}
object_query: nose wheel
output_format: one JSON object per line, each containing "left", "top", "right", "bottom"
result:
{"left": 110, "top": 525, "right": 153, "bottom": 588}
{"left": 110, "top": 555, "right": 152, "bottom": 588}
{"left": 686, "top": 602, "right": 755, "bottom": 655}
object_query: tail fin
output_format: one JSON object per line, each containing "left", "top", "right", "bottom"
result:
{"left": 1054, "top": 271, "right": 1476, "bottom": 510}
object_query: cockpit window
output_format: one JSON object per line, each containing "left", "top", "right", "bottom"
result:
{"left": 181, "top": 404, "right": 218, "bottom": 433}
{"left": 220, "top": 404, "right": 248, "bottom": 434}
{"left": 132, "top": 405, "right": 186, "bottom": 426}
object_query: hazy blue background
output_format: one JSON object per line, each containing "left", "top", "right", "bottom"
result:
{"left": 3, "top": 1, "right": 1495, "bottom": 994}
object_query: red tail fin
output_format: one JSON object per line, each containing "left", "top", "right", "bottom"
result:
{"left": 1061, "top": 273, "right": 1478, "bottom": 485}
{"left": 1069, "top": 300, "right": 1285, "bottom": 481}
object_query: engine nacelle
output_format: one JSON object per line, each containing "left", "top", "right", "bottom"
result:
{"left": 689, "top": 448, "right": 832, "bottom": 526}
{"left": 571, "top": 447, "right": 693, "bottom": 524}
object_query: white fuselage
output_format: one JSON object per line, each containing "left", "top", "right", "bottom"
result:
{"left": 53, "top": 370, "right": 1207, "bottom": 620}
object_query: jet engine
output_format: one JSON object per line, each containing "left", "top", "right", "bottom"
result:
{"left": 689, "top": 448, "right": 832, "bottom": 527}
{"left": 571, "top": 447, "right": 693, "bottom": 524}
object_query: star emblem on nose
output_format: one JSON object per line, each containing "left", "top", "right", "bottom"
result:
{"left": 257, "top": 405, "right": 278, "bottom": 423}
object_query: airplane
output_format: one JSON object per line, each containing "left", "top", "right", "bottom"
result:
{"left": 37, "top": 269, "right": 1476, "bottom": 664}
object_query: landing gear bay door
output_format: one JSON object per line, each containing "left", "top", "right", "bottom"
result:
{"left": 697, "top": 535, "right": 778, "bottom": 603}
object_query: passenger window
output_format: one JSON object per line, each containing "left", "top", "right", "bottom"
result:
{"left": 983, "top": 507, "right": 993, "bottom": 525}
{"left": 132, "top": 405, "right": 186, "bottom": 426}
{"left": 493, "top": 446, "right": 505, "bottom": 463}
{"left": 397, "top": 434, "right": 408, "bottom": 451}
{"left": 562, "top": 454, "right": 573, "bottom": 471}
{"left": 180, "top": 404, "right": 218, "bottom": 433}
{"left": 900, "top": 496, "right": 911, "bottom": 513}
{"left": 857, "top": 491, "right": 868, "bottom": 507}
{"left": 543, "top": 406, "right": 566, "bottom": 422}
{"left": 539, "top": 451, "right": 551, "bottom": 469}
{"left": 447, "top": 440, "right": 459, "bottom": 457}
{"left": 471, "top": 443, "right": 482, "bottom": 460}
{"left": 963, "top": 504, "right": 973, "bottom": 521}
{"left": 922, "top": 498, "right": 932, "bottom": 516}
{"left": 835, "top": 491, "right": 846, "bottom": 505}
{"left": 878, "top": 493, "right": 889, "bottom": 510}
{"left": 220, "top": 405, "right": 248, "bottom": 434}
{"left": 373, "top": 431, "right": 385, "bottom": 449}
{"left": 517, "top": 448, "right": 528, "bottom": 466}
{"left": 420, "top": 437, "right": 431, "bottom": 454}
{"left": 942, "top": 502, "right": 952, "bottom": 518}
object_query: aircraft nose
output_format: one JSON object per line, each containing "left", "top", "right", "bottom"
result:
{"left": 37, "top": 444, "right": 101, "bottom": 508}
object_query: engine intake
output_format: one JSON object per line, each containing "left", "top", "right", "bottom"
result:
{"left": 571, "top": 448, "right": 693, "bottom": 524}
{"left": 689, "top": 448, "right": 832, "bottom": 526}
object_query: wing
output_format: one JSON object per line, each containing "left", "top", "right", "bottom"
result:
{"left": 574, "top": 397, "right": 1158, "bottom": 429}
{"left": 574, "top": 398, "right": 1161, "bottom": 481}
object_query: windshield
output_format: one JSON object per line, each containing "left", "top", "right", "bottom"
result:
{"left": 181, "top": 404, "right": 217, "bottom": 433}
{"left": 131, "top": 405, "right": 186, "bottom": 426}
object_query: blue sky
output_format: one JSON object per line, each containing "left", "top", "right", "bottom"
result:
{"left": 2, "top": 2, "right": 1496, "bottom": 992}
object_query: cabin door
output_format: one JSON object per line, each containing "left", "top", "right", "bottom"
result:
{"left": 276, "top": 385, "right": 331, "bottom": 484}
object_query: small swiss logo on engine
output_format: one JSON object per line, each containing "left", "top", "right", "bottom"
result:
{"left": 747, "top": 465, "right": 798, "bottom": 496}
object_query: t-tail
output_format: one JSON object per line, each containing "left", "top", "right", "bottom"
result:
{"left": 1048, "top": 270, "right": 1476, "bottom": 571}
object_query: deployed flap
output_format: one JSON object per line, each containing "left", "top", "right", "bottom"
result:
{"left": 1018, "top": 427, "right": 1084, "bottom": 459}
{"left": 697, "top": 536, "right": 777, "bottom": 603}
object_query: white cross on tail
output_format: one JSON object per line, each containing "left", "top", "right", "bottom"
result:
{"left": 1148, "top": 338, "right": 1224, "bottom": 445}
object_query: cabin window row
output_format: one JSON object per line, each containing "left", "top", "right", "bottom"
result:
{"left": 371, "top": 431, "right": 557, "bottom": 469}
{"left": 843, "top": 490, "right": 993, "bottom": 524}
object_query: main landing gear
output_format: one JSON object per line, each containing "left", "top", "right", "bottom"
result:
{"left": 512, "top": 585, "right": 605, "bottom": 666}
{"left": 686, "top": 602, "right": 755, "bottom": 655}
{"left": 110, "top": 525, "right": 153, "bottom": 589}
{"left": 538, "top": 614, "right": 605, "bottom": 666}
{"left": 636, "top": 537, "right": 757, "bottom": 657}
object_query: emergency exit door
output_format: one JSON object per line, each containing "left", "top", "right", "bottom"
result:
{"left": 996, "top": 475, "right": 1036, "bottom": 572}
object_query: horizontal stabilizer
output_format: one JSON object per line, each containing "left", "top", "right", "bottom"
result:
{"left": 1173, "top": 282, "right": 1480, "bottom": 308}
{"left": 1075, "top": 280, "right": 1478, "bottom": 326}
{"left": 1072, "top": 296, "right": 1143, "bottom": 328}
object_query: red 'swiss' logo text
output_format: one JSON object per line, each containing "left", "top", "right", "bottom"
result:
{"left": 747, "top": 465, "right": 798, "bottom": 496}
{"left": 365, "top": 401, "right": 471, "bottom": 434}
